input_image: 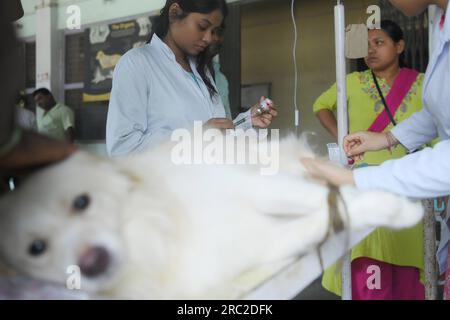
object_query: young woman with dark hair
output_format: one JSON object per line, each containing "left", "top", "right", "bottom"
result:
{"left": 313, "top": 20, "right": 427, "bottom": 299}
{"left": 106, "top": 0, "right": 277, "bottom": 157}
{"left": 303, "top": 0, "right": 450, "bottom": 300}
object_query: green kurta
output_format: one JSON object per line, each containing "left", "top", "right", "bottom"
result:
{"left": 313, "top": 70, "right": 425, "bottom": 296}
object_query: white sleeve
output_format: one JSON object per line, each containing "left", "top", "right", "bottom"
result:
{"left": 354, "top": 139, "right": 450, "bottom": 199}
{"left": 106, "top": 52, "right": 167, "bottom": 157}
{"left": 390, "top": 107, "right": 438, "bottom": 151}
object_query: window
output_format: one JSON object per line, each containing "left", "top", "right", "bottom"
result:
{"left": 64, "top": 88, "right": 83, "bottom": 110}
{"left": 65, "top": 32, "right": 85, "bottom": 84}
{"left": 64, "top": 15, "right": 154, "bottom": 142}
{"left": 65, "top": 32, "right": 108, "bottom": 141}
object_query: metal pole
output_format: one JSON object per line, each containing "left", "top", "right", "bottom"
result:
{"left": 423, "top": 6, "right": 439, "bottom": 301}
{"left": 335, "top": 0, "right": 349, "bottom": 165}
{"left": 334, "top": 0, "right": 352, "bottom": 300}
{"left": 428, "top": 5, "right": 438, "bottom": 54}
{"left": 423, "top": 199, "right": 438, "bottom": 300}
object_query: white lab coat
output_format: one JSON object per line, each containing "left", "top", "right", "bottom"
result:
{"left": 106, "top": 34, "right": 251, "bottom": 157}
{"left": 354, "top": 5, "right": 450, "bottom": 274}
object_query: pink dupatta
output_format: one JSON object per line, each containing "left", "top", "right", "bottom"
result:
{"left": 368, "top": 68, "right": 419, "bottom": 133}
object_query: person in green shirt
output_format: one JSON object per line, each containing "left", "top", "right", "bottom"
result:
{"left": 313, "top": 20, "right": 426, "bottom": 299}
{"left": 33, "top": 88, "right": 76, "bottom": 144}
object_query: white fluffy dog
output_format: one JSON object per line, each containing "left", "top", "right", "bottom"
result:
{"left": 0, "top": 132, "right": 423, "bottom": 299}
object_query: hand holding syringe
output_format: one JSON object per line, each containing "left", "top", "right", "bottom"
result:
{"left": 234, "top": 97, "right": 276, "bottom": 128}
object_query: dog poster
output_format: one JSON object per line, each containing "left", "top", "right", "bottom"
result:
{"left": 83, "top": 16, "right": 153, "bottom": 103}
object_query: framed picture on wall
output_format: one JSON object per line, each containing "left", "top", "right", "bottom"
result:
{"left": 241, "top": 83, "right": 271, "bottom": 112}
{"left": 83, "top": 16, "right": 154, "bottom": 103}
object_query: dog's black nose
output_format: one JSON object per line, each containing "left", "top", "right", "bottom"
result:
{"left": 78, "top": 246, "right": 110, "bottom": 278}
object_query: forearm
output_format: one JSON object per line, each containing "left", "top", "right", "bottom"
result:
{"left": 390, "top": 108, "right": 438, "bottom": 151}
{"left": 0, "top": 130, "right": 77, "bottom": 175}
{"left": 345, "top": 131, "right": 401, "bottom": 158}
{"left": 107, "top": 128, "right": 172, "bottom": 157}
{"left": 354, "top": 139, "right": 450, "bottom": 199}
{"left": 316, "top": 110, "right": 338, "bottom": 138}
{"left": 385, "top": 131, "right": 400, "bottom": 150}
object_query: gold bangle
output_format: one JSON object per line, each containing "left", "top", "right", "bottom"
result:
{"left": 0, "top": 127, "right": 23, "bottom": 158}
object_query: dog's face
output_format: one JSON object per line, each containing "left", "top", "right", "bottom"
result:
{"left": 0, "top": 152, "right": 134, "bottom": 292}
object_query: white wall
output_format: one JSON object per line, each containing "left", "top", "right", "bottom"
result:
{"left": 17, "top": 0, "right": 240, "bottom": 38}
{"left": 242, "top": 0, "right": 374, "bottom": 154}
{"left": 18, "top": 0, "right": 374, "bottom": 154}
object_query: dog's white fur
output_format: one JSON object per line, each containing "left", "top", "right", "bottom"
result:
{"left": 0, "top": 134, "right": 423, "bottom": 299}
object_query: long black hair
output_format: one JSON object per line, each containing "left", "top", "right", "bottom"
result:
{"left": 380, "top": 19, "right": 407, "bottom": 68}
{"left": 149, "top": 0, "right": 228, "bottom": 99}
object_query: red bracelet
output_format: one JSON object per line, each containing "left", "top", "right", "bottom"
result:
{"left": 385, "top": 132, "right": 394, "bottom": 154}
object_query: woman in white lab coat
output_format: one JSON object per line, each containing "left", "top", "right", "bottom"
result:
{"left": 106, "top": 0, "right": 277, "bottom": 157}
{"left": 302, "top": 0, "right": 450, "bottom": 299}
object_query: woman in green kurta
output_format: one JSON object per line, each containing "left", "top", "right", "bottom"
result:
{"left": 313, "top": 20, "right": 426, "bottom": 299}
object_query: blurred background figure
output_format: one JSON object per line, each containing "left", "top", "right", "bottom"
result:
{"left": 313, "top": 20, "right": 427, "bottom": 300}
{"left": 33, "top": 88, "right": 75, "bottom": 144}
{"left": 0, "top": 0, "right": 77, "bottom": 192}
{"left": 0, "top": 2, "right": 79, "bottom": 298}
{"left": 15, "top": 90, "right": 36, "bottom": 131}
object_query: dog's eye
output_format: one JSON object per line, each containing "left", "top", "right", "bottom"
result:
{"left": 73, "top": 194, "right": 90, "bottom": 212}
{"left": 28, "top": 240, "right": 47, "bottom": 256}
